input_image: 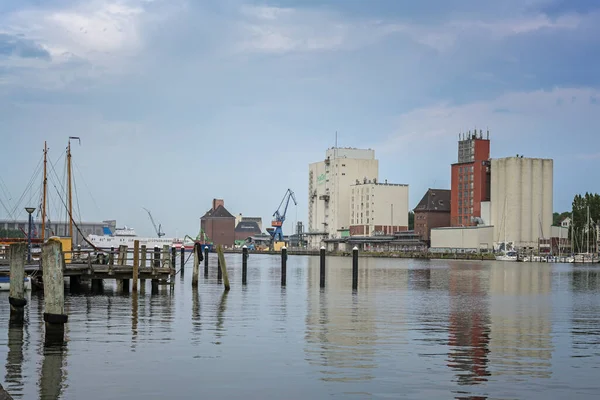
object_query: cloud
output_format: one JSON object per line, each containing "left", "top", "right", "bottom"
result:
{"left": 0, "top": 33, "right": 51, "bottom": 59}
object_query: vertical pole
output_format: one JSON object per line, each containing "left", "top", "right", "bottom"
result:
{"left": 217, "top": 251, "right": 222, "bottom": 281}
{"left": 9, "top": 243, "right": 27, "bottom": 324}
{"left": 319, "top": 246, "right": 326, "bottom": 288}
{"left": 140, "top": 245, "right": 147, "bottom": 293}
{"left": 216, "top": 245, "right": 230, "bottom": 291}
{"left": 204, "top": 246, "right": 209, "bottom": 278}
{"left": 42, "top": 141, "right": 47, "bottom": 242}
{"left": 171, "top": 247, "right": 177, "bottom": 276}
{"left": 132, "top": 240, "right": 139, "bottom": 292}
{"left": 242, "top": 245, "right": 248, "bottom": 285}
{"left": 119, "top": 245, "right": 129, "bottom": 293}
{"left": 281, "top": 246, "right": 287, "bottom": 286}
{"left": 352, "top": 246, "right": 358, "bottom": 291}
{"left": 180, "top": 247, "right": 185, "bottom": 274}
{"left": 67, "top": 140, "right": 73, "bottom": 240}
{"left": 42, "top": 238, "right": 68, "bottom": 344}
{"left": 192, "top": 243, "right": 199, "bottom": 287}
{"left": 108, "top": 246, "right": 114, "bottom": 275}
{"left": 27, "top": 212, "right": 33, "bottom": 262}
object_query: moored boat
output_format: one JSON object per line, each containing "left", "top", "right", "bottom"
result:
{"left": 0, "top": 276, "right": 32, "bottom": 291}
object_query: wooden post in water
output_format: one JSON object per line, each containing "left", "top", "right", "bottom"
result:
{"left": 217, "top": 251, "right": 222, "bottom": 281}
{"left": 180, "top": 247, "right": 185, "bottom": 274}
{"left": 242, "top": 245, "right": 248, "bottom": 285}
{"left": 319, "top": 246, "right": 326, "bottom": 288}
{"left": 171, "top": 247, "right": 177, "bottom": 276}
{"left": 8, "top": 243, "right": 27, "bottom": 324}
{"left": 118, "top": 245, "right": 129, "bottom": 293}
{"left": 216, "top": 245, "right": 230, "bottom": 291}
{"left": 140, "top": 245, "right": 147, "bottom": 293}
{"left": 192, "top": 243, "right": 200, "bottom": 287}
{"left": 151, "top": 246, "right": 159, "bottom": 291}
{"left": 162, "top": 245, "right": 173, "bottom": 281}
{"left": 281, "top": 246, "right": 287, "bottom": 287}
{"left": 203, "top": 246, "right": 209, "bottom": 278}
{"left": 41, "top": 238, "right": 68, "bottom": 343}
{"left": 132, "top": 240, "right": 140, "bottom": 292}
{"left": 352, "top": 246, "right": 359, "bottom": 291}
{"left": 108, "top": 246, "right": 115, "bottom": 275}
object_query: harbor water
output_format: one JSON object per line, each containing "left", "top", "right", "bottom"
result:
{"left": 1, "top": 255, "right": 599, "bottom": 399}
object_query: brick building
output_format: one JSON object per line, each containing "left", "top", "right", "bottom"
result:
{"left": 201, "top": 199, "right": 236, "bottom": 247}
{"left": 450, "top": 130, "right": 491, "bottom": 227}
{"left": 414, "top": 189, "right": 451, "bottom": 244}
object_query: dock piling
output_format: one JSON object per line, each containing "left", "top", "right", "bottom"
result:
{"left": 242, "top": 245, "right": 248, "bottom": 285}
{"left": 217, "top": 252, "right": 222, "bottom": 281}
{"left": 108, "top": 246, "right": 115, "bottom": 275}
{"left": 171, "top": 247, "right": 177, "bottom": 276}
{"left": 319, "top": 246, "right": 326, "bottom": 288}
{"left": 180, "top": 247, "right": 185, "bottom": 273}
{"left": 8, "top": 243, "right": 27, "bottom": 324}
{"left": 281, "top": 246, "right": 287, "bottom": 287}
{"left": 216, "top": 245, "right": 230, "bottom": 291}
{"left": 132, "top": 240, "right": 140, "bottom": 292}
{"left": 41, "top": 238, "right": 68, "bottom": 344}
{"left": 203, "top": 246, "right": 209, "bottom": 278}
{"left": 151, "top": 246, "right": 159, "bottom": 289}
{"left": 352, "top": 246, "right": 358, "bottom": 291}
{"left": 140, "top": 245, "right": 147, "bottom": 293}
{"left": 118, "top": 245, "right": 129, "bottom": 293}
{"left": 192, "top": 243, "right": 200, "bottom": 287}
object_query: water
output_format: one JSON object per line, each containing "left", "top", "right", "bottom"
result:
{"left": 1, "top": 255, "right": 600, "bottom": 399}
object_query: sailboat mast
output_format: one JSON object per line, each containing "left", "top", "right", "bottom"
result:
{"left": 587, "top": 205, "right": 590, "bottom": 254}
{"left": 41, "top": 141, "right": 48, "bottom": 242}
{"left": 67, "top": 140, "right": 73, "bottom": 239}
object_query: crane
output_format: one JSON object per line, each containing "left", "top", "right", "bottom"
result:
{"left": 269, "top": 189, "right": 297, "bottom": 242}
{"left": 142, "top": 207, "right": 165, "bottom": 238}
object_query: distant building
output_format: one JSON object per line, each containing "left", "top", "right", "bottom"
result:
{"left": 490, "top": 157, "right": 553, "bottom": 250}
{"left": 0, "top": 218, "right": 116, "bottom": 247}
{"left": 308, "top": 147, "right": 378, "bottom": 247}
{"left": 235, "top": 220, "right": 262, "bottom": 242}
{"left": 430, "top": 226, "right": 494, "bottom": 253}
{"left": 414, "top": 189, "right": 451, "bottom": 244}
{"left": 235, "top": 214, "right": 263, "bottom": 232}
{"left": 201, "top": 199, "right": 236, "bottom": 247}
{"left": 349, "top": 180, "right": 409, "bottom": 236}
{"left": 324, "top": 230, "right": 427, "bottom": 253}
{"left": 450, "top": 130, "right": 491, "bottom": 227}
{"left": 560, "top": 217, "right": 571, "bottom": 228}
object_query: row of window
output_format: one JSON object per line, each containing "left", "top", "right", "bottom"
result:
{"left": 459, "top": 165, "right": 475, "bottom": 173}
{"left": 458, "top": 190, "right": 474, "bottom": 199}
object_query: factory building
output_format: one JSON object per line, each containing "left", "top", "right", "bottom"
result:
{"left": 430, "top": 226, "right": 494, "bottom": 253}
{"left": 349, "top": 180, "right": 409, "bottom": 236}
{"left": 308, "top": 147, "right": 378, "bottom": 247}
{"left": 235, "top": 214, "right": 263, "bottom": 232}
{"left": 450, "top": 131, "right": 491, "bottom": 227}
{"left": 201, "top": 199, "right": 236, "bottom": 247}
{"left": 490, "top": 157, "right": 553, "bottom": 250}
{"left": 414, "top": 189, "right": 451, "bottom": 244}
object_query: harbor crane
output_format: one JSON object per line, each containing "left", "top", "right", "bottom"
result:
{"left": 269, "top": 189, "right": 297, "bottom": 242}
{"left": 142, "top": 207, "right": 165, "bottom": 238}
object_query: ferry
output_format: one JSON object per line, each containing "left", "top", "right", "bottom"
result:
{"left": 88, "top": 226, "right": 212, "bottom": 252}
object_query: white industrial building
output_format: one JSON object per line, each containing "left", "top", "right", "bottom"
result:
{"left": 430, "top": 226, "right": 494, "bottom": 253}
{"left": 349, "top": 181, "right": 409, "bottom": 236}
{"left": 308, "top": 147, "right": 378, "bottom": 248}
{"left": 490, "top": 157, "right": 553, "bottom": 250}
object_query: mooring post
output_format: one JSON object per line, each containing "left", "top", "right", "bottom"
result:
{"left": 203, "top": 246, "right": 209, "bottom": 278}
{"left": 171, "top": 247, "right": 177, "bottom": 276}
{"left": 319, "top": 246, "right": 326, "bottom": 288}
{"left": 217, "top": 251, "right": 222, "bottom": 281}
{"left": 140, "top": 245, "right": 147, "bottom": 293}
{"left": 108, "top": 246, "right": 115, "bottom": 275}
{"left": 132, "top": 240, "right": 140, "bottom": 292}
{"left": 242, "top": 245, "right": 248, "bottom": 285}
{"left": 281, "top": 246, "right": 287, "bottom": 287}
{"left": 9, "top": 243, "right": 27, "bottom": 324}
{"left": 41, "top": 238, "right": 67, "bottom": 343}
{"left": 352, "top": 246, "right": 359, "bottom": 291}
{"left": 162, "top": 245, "right": 174, "bottom": 280}
{"left": 216, "top": 245, "right": 230, "bottom": 291}
{"left": 180, "top": 246, "right": 185, "bottom": 273}
{"left": 192, "top": 243, "right": 200, "bottom": 287}
{"left": 118, "top": 245, "right": 129, "bottom": 293}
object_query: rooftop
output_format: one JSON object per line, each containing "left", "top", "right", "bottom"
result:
{"left": 201, "top": 205, "right": 234, "bottom": 219}
{"left": 414, "top": 189, "right": 451, "bottom": 213}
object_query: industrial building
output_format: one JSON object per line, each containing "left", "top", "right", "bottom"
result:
{"left": 430, "top": 226, "right": 494, "bottom": 253}
{"left": 414, "top": 189, "right": 451, "bottom": 244}
{"left": 490, "top": 157, "right": 553, "bottom": 250}
{"left": 349, "top": 180, "right": 409, "bottom": 236}
{"left": 308, "top": 147, "right": 378, "bottom": 247}
{"left": 200, "top": 199, "right": 236, "bottom": 247}
{"left": 234, "top": 220, "right": 262, "bottom": 242}
{"left": 235, "top": 214, "right": 263, "bottom": 232}
{"left": 450, "top": 131, "right": 491, "bottom": 227}
{"left": 0, "top": 218, "right": 116, "bottom": 247}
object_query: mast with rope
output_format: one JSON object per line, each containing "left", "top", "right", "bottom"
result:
{"left": 67, "top": 137, "right": 80, "bottom": 239}
{"left": 41, "top": 141, "right": 48, "bottom": 242}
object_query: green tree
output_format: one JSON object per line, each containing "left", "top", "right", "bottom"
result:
{"left": 0, "top": 228, "right": 25, "bottom": 238}
{"left": 571, "top": 192, "right": 600, "bottom": 253}
{"left": 408, "top": 211, "right": 414, "bottom": 230}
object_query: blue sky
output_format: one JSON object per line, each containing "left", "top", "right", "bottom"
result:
{"left": 0, "top": 0, "right": 599, "bottom": 237}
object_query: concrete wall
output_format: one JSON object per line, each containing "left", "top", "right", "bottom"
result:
{"left": 490, "top": 157, "right": 553, "bottom": 249}
{"left": 430, "top": 226, "right": 494, "bottom": 252}
{"left": 308, "top": 148, "right": 378, "bottom": 240}
{"left": 349, "top": 182, "right": 408, "bottom": 235}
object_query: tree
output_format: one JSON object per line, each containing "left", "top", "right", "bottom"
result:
{"left": 571, "top": 192, "right": 600, "bottom": 253}
{"left": 553, "top": 211, "right": 571, "bottom": 226}
{"left": 0, "top": 229, "right": 25, "bottom": 238}
{"left": 408, "top": 211, "right": 414, "bottom": 230}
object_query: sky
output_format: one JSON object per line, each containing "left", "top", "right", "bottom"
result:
{"left": 0, "top": 0, "right": 599, "bottom": 237}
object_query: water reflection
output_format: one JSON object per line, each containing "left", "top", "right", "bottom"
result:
{"left": 214, "top": 291, "right": 228, "bottom": 345}
{"left": 191, "top": 287, "right": 202, "bottom": 339}
{"left": 571, "top": 269, "right": 600, "bottom": 358}
{"left": 39, "top": 342, "right": 67, "bottom": 400}
{"left": 488, "top": 264, "right": 553, "bottom": 379}
{"left": 131, "top": 292, "right": 138, "bottom": 351}
{"left": 447, "top": 265, "right": 490, "bottom": 386}
{"left": 4, "top": 322, "right": 26, "bottom": 397}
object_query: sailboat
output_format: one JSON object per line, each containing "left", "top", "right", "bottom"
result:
{"left": 574, "top": 206, "right": 597, "bottom": 263}
{"left": 495, "top": 196, "right": 518, "bottom": 261}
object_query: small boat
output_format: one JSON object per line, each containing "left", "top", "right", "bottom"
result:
{"left": 495, "top": 250, "right": 518, "bottom": 262}
{"left": 0, "top": 276, "right": 32, "bottom": 291}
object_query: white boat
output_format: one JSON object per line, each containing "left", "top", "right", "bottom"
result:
{"left": 495, "top": 250, "right": 518, "bottom": 262}
{"left": 573, "top": 253, "right": 597, "bottom": 263}
{"left": 0, "top": 276, "right": 32, "bottom": 292}
{"left": 88, "top": 226, "right": 181, "bottom": 250}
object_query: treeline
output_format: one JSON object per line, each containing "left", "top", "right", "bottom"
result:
{"left": 555, "top": 192, "right": 600, "bottom": 253}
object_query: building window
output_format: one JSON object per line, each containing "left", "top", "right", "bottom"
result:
{"left": 458, "top": 216, "right": 462, "bottom": 224}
